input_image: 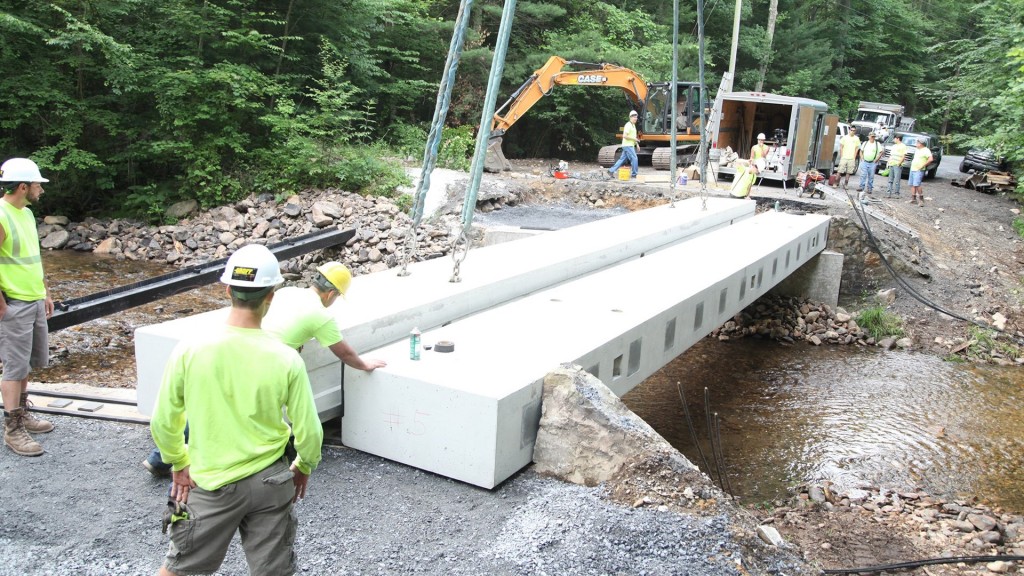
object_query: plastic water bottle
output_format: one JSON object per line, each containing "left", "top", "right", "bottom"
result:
{"left": 409, "top": 328, "right": 422, "bottom": 361}
{"left": 775, "top": 200, "right": 780, "bottom": 212}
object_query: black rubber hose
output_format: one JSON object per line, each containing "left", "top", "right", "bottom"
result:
{"left": 822, "top": 554, "right": 1024, "bottom": 574}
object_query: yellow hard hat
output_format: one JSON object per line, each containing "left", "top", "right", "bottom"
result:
{"left": 316, "top": 261, "right": 351, "bottom": 296}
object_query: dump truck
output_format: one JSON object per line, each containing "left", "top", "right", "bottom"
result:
{"left": 708, "top": 91, "right": 838, "bottom": 184}
{"left": 488, "top": 56, "right": 704, "bottom": 171}
{"left": 851, "top": 101, "right": 914, "bottom": 141}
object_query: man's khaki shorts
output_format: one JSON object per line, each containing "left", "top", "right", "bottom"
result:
{"left": 164, "top": 459, "right": 297, "bottom": 575}
{"left": 0, "top": 299, "right": 49, "bottom": 382}
{"left": 837, "top": 158, "right": 859, "bottom": 175}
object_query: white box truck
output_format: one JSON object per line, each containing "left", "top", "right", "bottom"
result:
{"left": 708, "top": 91, "right": 838, "bottom": 184}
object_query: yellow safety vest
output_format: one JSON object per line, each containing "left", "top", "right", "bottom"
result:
{"left": 751, "top": 144, "right": 769, "bottom": 161}
{"left": 0, "top": 200, "right": 45, "bottom": 301}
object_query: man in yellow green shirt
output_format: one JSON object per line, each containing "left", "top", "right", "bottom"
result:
{"left": 151, "top": 244, "right": 323, "bottom": 576}
{"left": 837, "top": 131, "right": 862, "bottom": 190}
{"left": 0, "top": 158, "right": 55, "bottom": 458}
{"left": 908, "top": 139, "right": 934, "bottom": 206}
{"left": 884, "top": 134, "right": 908, "bottom": 198}
{"left": 607, "top": 109, "right": 639, "bottom": 179}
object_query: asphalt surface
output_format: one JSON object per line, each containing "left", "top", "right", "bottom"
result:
{"left": 0, "top": 414, "right": 811, "bottom": 575}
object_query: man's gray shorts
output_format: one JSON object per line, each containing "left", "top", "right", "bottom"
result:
{"left": 164, "top": 458, "right": 298, "bottom": 575}
{"left": 0, "top": 299, "right": 49, "bottom": 382}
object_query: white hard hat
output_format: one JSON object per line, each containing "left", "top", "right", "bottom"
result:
{"left": 220, "top": 244, "right": 285, "bottom": 288}
{"left": 757, "top": 133, "right": 766, "bottom": 140}
{"left": 629, "top": 110, "right": 638, "bottom": 117}
{"left": 0, "top": 158, "right": 48, "bottom": 183}
{"left": 754, "top": 159, "right": 766, "bottom": 171}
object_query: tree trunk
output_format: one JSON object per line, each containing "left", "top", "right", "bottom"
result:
{"left": 755, "top": 0, "right": 778, "bottom": 92}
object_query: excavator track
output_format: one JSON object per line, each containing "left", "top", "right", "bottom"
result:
{"left": 651, "top": 145, "right": 699, "bottom": 171}
{"left": 597, "top": 145, "right": 622, "bottom": 168}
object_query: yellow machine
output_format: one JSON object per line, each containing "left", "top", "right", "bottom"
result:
{"left": 490, "top": 56, "right": 703, "bottom": 170}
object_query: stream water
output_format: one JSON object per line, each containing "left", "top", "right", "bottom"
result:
{"left": 34, "top": 251, "right": 1024, "bottom": 513}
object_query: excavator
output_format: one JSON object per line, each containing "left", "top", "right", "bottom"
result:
{"left": 488, "top": 55, "right": 704, "bottom": 170}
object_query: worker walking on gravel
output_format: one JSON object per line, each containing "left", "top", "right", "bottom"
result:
{"left": 837, "top": 129, "right": 861, "bottom": 190}
{"left": 908, "top": 139, "right": 933, "bottom": 206}
{"left": 143, "top": 260, "right": 385, "bottom": 476}
{"left": 884, "top": 134, "right": 908, "bottom": 198}
{"left": 607, "top": 110, "right": 639, "bottom": 180}
{"left": 151, "top": 244, "right": 323, "bottom": 576}
{"left": 0, "top": 158, "right": 55, "bottom": 457}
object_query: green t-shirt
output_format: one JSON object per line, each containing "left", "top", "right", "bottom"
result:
{"left": 839, "top": 135, "right": 861, "bottom": 160}
{"left": 262, "top": 286, "right": 343, "bottom": 349}
{"left": 151, "top": 325, "right": 323, "bottom": 490}
{"left": 0, "top": 200, "right": 45, "bottom": 301}
{"left": 911, "top": 146, "right": 934, "bottom": 171}
{"left": 621, "top": 121, "right": 638, "bottom": 147}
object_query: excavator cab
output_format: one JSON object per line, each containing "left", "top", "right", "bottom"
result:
{"left": 642, "top": 82, "right": 703, "bottom": 136}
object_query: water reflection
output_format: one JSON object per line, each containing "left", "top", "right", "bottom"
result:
{"left": 624, "top": 337, "right": 1024, "bottom": 512}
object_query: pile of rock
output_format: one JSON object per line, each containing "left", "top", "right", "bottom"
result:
{"left": 37, "top": 189, "right": 462, "bottom": 280}
{"left": 712, "top": 294, "right": 914, "bottom": 349}
{"left": 771, "top": 484, "right": 1024, "bottom": 562}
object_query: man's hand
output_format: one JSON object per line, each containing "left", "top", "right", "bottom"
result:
{"left": 44, "top": 296, "right": 54, "bottom": 319}
{"left": 290, "top": 464, "right": 309, "bottom": 502}
{"left": 363, "top": 358, "right": 387, "bottom": 372}
{"left": 170, "top": 466, "right": 197, "bottom": 504}
{"left": 0, "top": 298, "right": 6, "bottom": 321}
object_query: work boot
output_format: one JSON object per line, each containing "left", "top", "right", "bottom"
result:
{"left": 4, "top": 409, "right": 44, "bottom": 457}
{"left": 19, "top": 393, "right": 53, "bottom": 434}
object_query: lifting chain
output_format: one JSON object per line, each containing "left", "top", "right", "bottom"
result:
{"left": 448, "top": 228, "right": 470, "bottom": 283}
{"left": 397, "top": 226, "right": 419, "bottom": 277}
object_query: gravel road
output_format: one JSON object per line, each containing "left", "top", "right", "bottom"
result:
{"left": 0, "top": 415, "right": 810, "bottom": 576}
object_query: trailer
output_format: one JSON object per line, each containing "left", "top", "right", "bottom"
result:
{"left": 708, "top": 91, "right": 837, "bottom": 184}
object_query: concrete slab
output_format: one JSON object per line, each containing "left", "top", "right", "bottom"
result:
{"left": 135, "top": 198, "right": 755, "bottom": 416}
{"left": 343, "top": 211, "right": 832, "bottom": 488}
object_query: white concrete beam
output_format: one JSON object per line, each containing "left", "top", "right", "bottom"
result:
{"left": 342, "top": 211, "right": 832, "bottom": 488}
{"left": 135, "top": 198, "right": 755, "bottom": 416}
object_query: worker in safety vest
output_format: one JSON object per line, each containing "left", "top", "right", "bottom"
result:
{"left": 607, "top": 109, "right": 639, "bottom": 179}
{"left": 908, "top": 139, "right": 933, "bottom": 207}
{"left": 151, "top": 244, "right": 323, "bottom": 576}
{"left": 143, "top": 260, "right": 385, "bottom": 476}
{"left": 884, "top": 134, "right": 908, "bottom": 198}
{"left": 856, "top": 132, "right": 883, "bottom": 201}
{"left": 750, "top": 133, "right": 770, "bottom": 163}
{"left": 0, "top": 158, "right": 55, "bottom": 457}
{"left": 730, "top": 159, "right": 765, "bottom": 199}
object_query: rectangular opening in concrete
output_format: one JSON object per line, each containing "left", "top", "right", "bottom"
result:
{"left": 740, "top": 276, "right": 746, "bottom": 300}
{"left": 613, "top": 354, "right": 623, "bottom": 379}
{"left": 750, "top": 274, "right": 755, "bottom": 289}
{"left": 757, "top": 268, "right": 763, "bottom": 289}
{"left": 797, "top": 243, "right": 802, "bottom": 261}
{"left": 786, "top": 250, "right": 791, "bottom": 269}
{"left": 664, "top": 318, "right": 676, "bottom": 351}
{"left": 773, "top": 258, "right": 778, "bottom": 278}
{"left": 694, "top": 302, "right": 704, "bottom": 330}
{"left": 718, "top": 288, "right": 728, "bottom": 314}
{"left": 628, "top": 338, "right": 642, "bottom": 376}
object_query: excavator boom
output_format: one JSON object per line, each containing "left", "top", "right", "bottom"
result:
{"left": 491, "top": 56, "right": 649, "bottom": 137}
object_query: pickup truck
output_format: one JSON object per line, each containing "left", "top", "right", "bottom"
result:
{"left": 875, "top": 131, "right": 942, "bottom": 179}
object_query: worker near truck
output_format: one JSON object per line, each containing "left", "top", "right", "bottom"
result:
{"left": 908, "top": 139, "right": 933, "bottom": 207}
{"left": 750, "top": 133, "right": 770, "bottom": 163}
{"left": 607, "top": 110, "right": 639, "bottom": 180}
{"left": 884, "top": 134, "right": 908, "bottom": 198}
{"left": 730, "top": 159, "right": 764, "bottom": 200}
{"left": 151, "top": 244, "right": 323, "bottom": 576}
{"left": 0, "top": 158, "right": 56, "bottom": 458}
{"left": 837, "top": 130, "right": 861, "bottom": 190}
{"left": 857, "top": 132, "right": 883, "bottom": 201}
{"left": 143, "top": 260, "right": 385, "bottom": 476}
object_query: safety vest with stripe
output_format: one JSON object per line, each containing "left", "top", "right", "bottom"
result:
{"left": 621, "top": 122, "right": 638, "bottom": 147}
{"left": 0, "top": 200, "right": 45, "bottom": 301}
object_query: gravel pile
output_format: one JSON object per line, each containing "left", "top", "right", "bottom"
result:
{"left": 0, "top": 415, "right": 812, "bottom": 575}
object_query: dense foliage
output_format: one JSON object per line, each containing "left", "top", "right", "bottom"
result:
{"left": 0, "top": 0, "right": 1019, "bottom": 219}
